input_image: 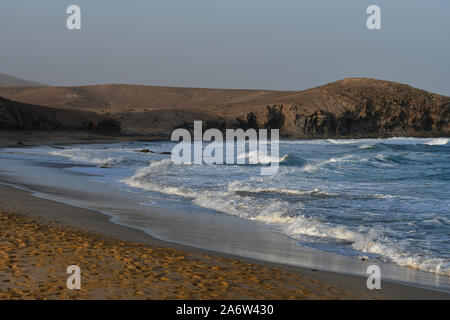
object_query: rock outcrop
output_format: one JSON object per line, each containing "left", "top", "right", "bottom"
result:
{"left": 230, "top": 79, "right": 450, "bottom": 138}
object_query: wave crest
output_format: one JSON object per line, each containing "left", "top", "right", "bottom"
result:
{"left": 425, "top": 138, "right": 449, "bottom": 146}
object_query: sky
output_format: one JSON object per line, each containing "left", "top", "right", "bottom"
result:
{"left": 1, "top": 0, "right": 449, "bottom": 95}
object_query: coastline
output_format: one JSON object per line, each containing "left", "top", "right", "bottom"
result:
{"left": 0, "top": 132, "right": 449, "bottom": 299}
{"left": 0, "top": 131, "right": 168, "bottom": 149}
{"left": 1, "top": 130, "right": 448, "bottom": 150}
{"left": 0, "top": 184, "right": 448, "bottom": 300}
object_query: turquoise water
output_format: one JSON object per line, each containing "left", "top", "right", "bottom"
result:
{"left": 2, "top": 137, "right": 449, "bottom": 277}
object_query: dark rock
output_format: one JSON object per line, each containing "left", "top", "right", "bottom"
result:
{"left": 0, "top": 96, "right": 121, "bottom": 134}
{"left": 137, "top": 149, "right": 155, "bottom": 153}
{"left": 264, "top": 105, "right": 285, "bottom": 129}
{"left": 88, "top": 118, "right": 121, "bottom": 135}
{"left": 235, "top": 112, "right": 259, "bottom": 130}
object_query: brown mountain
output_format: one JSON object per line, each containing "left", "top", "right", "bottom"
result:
{"left": 0, "top": 78, "right": 448, "bottom": 138}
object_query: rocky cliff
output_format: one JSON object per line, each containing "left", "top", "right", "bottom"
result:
{"left": 231, "top": 79, "right": 450, "bottom": 138}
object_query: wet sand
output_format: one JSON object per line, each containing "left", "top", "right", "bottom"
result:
{"left": 0, "top": 184, "right": 448, "bottom": 300}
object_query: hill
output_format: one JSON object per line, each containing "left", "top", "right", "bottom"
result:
{"left": 0, "top": 78, "right": 448, "bottom": 138}
{"left": 0, "top": 74, "right": 46, "bottom": 87}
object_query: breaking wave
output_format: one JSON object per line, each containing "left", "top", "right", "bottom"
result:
{"left": 121, "top": 158, "right": 449, "bottom": 276}
{"left": 425, "top": 138, "right": 449, "bottom": 146}
{"left": 41, "top": 137, "right": 450, "bottom": 277}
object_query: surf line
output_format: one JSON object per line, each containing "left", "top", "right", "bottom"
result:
{"left": 170, "top": 120, "right": 280, "bottom": 175}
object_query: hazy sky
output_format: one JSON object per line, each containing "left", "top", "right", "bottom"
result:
{"left": 1, "top": 0, "right": 449, "bottom": 95}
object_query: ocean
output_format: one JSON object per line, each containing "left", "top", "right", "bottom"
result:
{"left": 2, "top": 137, "right": 449, "bottom": 277}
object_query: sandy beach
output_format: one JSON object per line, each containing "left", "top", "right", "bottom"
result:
{"left": 0, "top": 133, "right": 449, "bottom": 299}
{"left": 0, "top": 208, "right": 348, "bottom": 300}
{"left": 0, "top": 181, "right": 448, "bottom": 300}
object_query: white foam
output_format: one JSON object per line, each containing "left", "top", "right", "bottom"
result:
{"left": 298, "top": 155, "right": 359, "bottom": 173}
{"left": 228, "top": 183, "right": 337, "bottom": 197}
{"left": 279, "top": 137, "right": 447, "bottom": 147}
{"left": 121, "top": 161, "right": 196, "bottom": 198}
{"left": 359, "top": 144, "right": 375, "bottom": 149}
{"left": 121, "top": 163, "right": 449, "bottom": 276}
{"left": 300, "top": 164, "right": 320, "bottom": 173}
{"left": 50, "top": 149, "right": 123, "bottom": 166}
{"left": 325, "top": 155, "right": 357, "bottom": 163}
{"left": 369, "top": 193, "right": 406, "bottom": 200}
{"left": 425, "top": 138, "right": 449, "bottom": 146}
{"left": 236, "top": 150, "right": 286, "bottom": 164}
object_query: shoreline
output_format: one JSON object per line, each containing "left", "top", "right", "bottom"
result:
{"left": 1, "top": 161, "right": 448, "bottom": 293}
{"left": 1, "top": 130, "right": 449, "bottom": 150}
{"left": 0, "top": 183, "right": 448, "bottom": 299}
{"left": 0, "top": 131, "right": 168, "bottom": 149}
{"left": 0, "top": 132, "right": 449, "bottom": 299}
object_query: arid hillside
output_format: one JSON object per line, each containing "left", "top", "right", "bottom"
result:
{"left": 0, "top": 78, "right": 448, "bottom": 138}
